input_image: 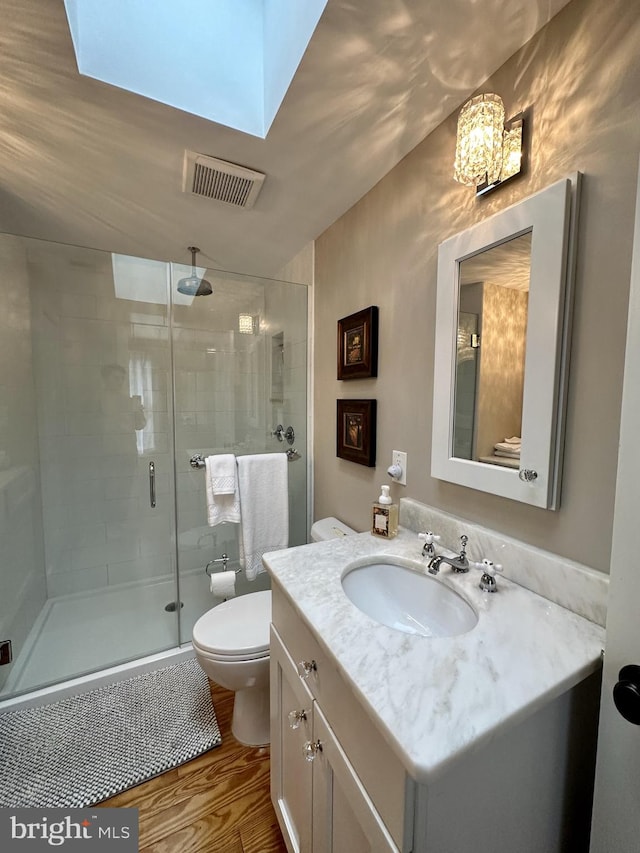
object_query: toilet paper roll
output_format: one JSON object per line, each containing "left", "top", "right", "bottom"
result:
{"left": 210, "top": 570, "right": 237, "bottom": 599}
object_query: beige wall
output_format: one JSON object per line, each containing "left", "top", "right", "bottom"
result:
{"left": 275, "top": 242, "right": 314, "bottom": 288}
{"left": 314, "top": 0, "right": 640, "bottom": 572}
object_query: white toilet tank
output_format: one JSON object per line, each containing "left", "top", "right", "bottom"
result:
{"left": 310, "top": 516, "right": 357, "bottom": 542}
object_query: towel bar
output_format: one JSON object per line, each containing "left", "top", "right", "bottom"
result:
{"left": 191, "top": 451, "right": 299, "bottom": 468}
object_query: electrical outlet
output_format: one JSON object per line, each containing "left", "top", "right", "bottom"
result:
{"left": 391, "top": 450, "right": 407, "bottom": 486}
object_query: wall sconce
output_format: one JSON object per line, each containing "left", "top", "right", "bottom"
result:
{"left": 453, "top": 93, "right": 524, "bottom": 196}
{"left": 238, "top": 313, "right": 259, "bottom": 334}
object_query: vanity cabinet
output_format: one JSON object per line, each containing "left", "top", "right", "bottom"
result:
{"left": 270, "top": 581, "right": 601, "bottom": 853}
{"left": 270, "top": 589, "right": 411, "bottom": 853}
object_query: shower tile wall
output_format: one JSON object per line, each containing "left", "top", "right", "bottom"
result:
{"left": 173, "top": 275, "right": 270, "bottom": 616}
{"left": 173, "top": 326, "right": 268, "bottom": 573}
{"left": 171, "top": 271, "right": 309, "bottom": 641}
{"left": 27, "top": 244, "right": 175, "bottom": 600}
{"left": 0, "top": 238, "right": 46, "bottom": 691}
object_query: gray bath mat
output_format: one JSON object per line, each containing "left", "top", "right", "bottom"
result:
{"left": 0, "top": 658, "right": 221, "bottom": 808}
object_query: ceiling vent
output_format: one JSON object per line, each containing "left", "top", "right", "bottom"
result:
{"left": 183, "top": 151, "right": 266, "bottom": 209}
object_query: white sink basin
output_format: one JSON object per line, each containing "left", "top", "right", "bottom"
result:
{"left": 341, "top": 558, "right": 478, "bottom": 638}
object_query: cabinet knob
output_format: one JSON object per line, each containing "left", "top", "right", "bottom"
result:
{"left": 303, "top": 739, "right": 323, "bottom": 762}
{"left": 287, "top": 709, "right": 307, "bottom": 730}
{"left": 613, "top": 665, "right": 640, "bottom": 725}
{"left": 518, "top": 468, "right": 538, "bottom": 482}
{"left": 297, "top": 659, "right": 317, "bottom": 680}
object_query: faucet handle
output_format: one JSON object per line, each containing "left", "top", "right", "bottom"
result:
{"left": 418, "top": 531, "right": 440, "bottom": 544}
{"left": 418, "top": 531, "right": 440, "bottom": 556}
{"left": 472, "top": 558, "right": 503, "bottom": 593}
{"left": 479, "top": 557, "right": 502, "bottom": 573}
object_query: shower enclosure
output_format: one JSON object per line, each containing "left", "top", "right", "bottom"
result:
{"left": 0, "top": 233, "right": 308, "bottom": 701}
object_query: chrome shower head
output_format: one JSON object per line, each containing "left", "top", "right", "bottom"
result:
{"left": 177, "top": 246, "right": 213, "bottom": 296}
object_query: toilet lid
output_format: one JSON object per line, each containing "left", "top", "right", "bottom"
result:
{"left": 193, "top": 590, "right": 271, "bottom": 657}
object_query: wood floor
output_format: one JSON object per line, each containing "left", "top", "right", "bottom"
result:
{"left": 99, "top": 681, "right": 288, "bottom": 853}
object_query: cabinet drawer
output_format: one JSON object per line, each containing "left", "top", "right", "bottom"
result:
{"left": 271, "top": 625, "right": 315, "bottom": 716}
{"left": 272, "top": 586, "right": 413, "bottom": 852}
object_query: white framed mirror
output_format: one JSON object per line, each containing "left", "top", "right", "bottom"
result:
{"left": 431, "top": 174, "right": 581, "bottom": 509}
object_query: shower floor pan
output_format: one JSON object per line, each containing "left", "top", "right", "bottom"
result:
{"left": 1, "top": 571, "right": 207, "bottom": 701}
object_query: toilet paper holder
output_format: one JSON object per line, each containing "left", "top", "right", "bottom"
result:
{"left": 205, "top": 553, "right": 241, "bottom": 576}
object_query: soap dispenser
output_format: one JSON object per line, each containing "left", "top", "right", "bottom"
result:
{"left": 372, "top": 485, "right": 398, "bottom": 539}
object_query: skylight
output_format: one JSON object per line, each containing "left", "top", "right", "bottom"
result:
{"left": 63, "top": 0, "right": 328, "bottom": 138}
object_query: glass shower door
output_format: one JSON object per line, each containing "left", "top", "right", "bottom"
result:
{"left": 0, "top": 235, "right": 46, "bottom": 698}
{"left": 0, "top": 237, "right": 181, "bottom": 699}
{"left": 0, "top": 234, "right": 310, "bottom": 700}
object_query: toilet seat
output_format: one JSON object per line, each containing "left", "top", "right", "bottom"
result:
{"left": 192, "top": 589, "right": 271, "bottom": 661}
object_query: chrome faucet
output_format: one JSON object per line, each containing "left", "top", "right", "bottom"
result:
{"left": 427, "top": 535, "right": 470, "bottom": 575}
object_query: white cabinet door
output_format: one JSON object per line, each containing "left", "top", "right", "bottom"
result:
{"left": 590, "top": 158, "right": 640, "bottom": 850}
{"left": 270, "top": 628, "right": 314, "bottom": 853}
{"left": 271, "top": 620, "right": 401, "bottom": 853}
{"left": 311, "top": 702, "right": 399, "bottom": 853}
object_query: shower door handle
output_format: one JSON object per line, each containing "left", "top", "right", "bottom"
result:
{"left": 149, "top": 461, "right": 156, "bottom": 508}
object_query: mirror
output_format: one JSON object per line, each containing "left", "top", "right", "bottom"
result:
{"left": 432, "top": 175, "right": 581, "bottom": 509}
{"left": 454, "top": 232, "right": 531, "bottom": 465}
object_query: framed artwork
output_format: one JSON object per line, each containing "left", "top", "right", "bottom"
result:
{"left": 337, "top": 306, "right": 379, "bottom": 380}
{"left": 336, "top": 399, "right": 377, "bottom": 466}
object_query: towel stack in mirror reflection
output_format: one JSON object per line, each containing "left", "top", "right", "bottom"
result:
{"left": 494, "top": 436, "right": 521, "bottom": 459}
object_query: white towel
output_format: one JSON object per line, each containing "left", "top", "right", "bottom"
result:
{"left": 237, "top": 453, "right": 289, "bottom": 581}
{"left": 205, "top": 455, "right": 241, "bottom": 527}
{"left": 494, "top": 449, "right": 521, "bottom": 458}
{"left": 494, "top": 441, "right": 521, "bottom": 453}
{"left": 208, "top": 453, "right": 236, "bottom": 495}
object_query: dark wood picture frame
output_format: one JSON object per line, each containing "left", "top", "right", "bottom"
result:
{"left": 337, "top": 306, "right": 379, "bottom": 380}
{"left": 336, "top": 399, "right": 377, "bottom": 467}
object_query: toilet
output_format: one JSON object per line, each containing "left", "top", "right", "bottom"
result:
{"left": 310, "top": 516, "right": 357, "bottom": 542}
{"left": 192, "top": 518, "right": 357, "bottom": 747}
{"left": 192, "top": 590, "right": 272, "bottom": 746}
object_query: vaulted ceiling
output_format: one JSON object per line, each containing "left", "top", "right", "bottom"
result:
{"left": 0, "top": 0, "right": 570, "bottom": 277}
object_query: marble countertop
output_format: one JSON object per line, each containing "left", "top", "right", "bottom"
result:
{"left": 263, "top": 527, "right": 605, "bottom": 785}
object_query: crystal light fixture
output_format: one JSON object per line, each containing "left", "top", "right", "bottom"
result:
{"left": 239, "top": 313, "right": 257, "bottom": 334}
{"left": 454, "top": 93, "right": 524, "bottom": 195}
{"left": 500, "top": 122, "right": 524, "bottom": 182}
